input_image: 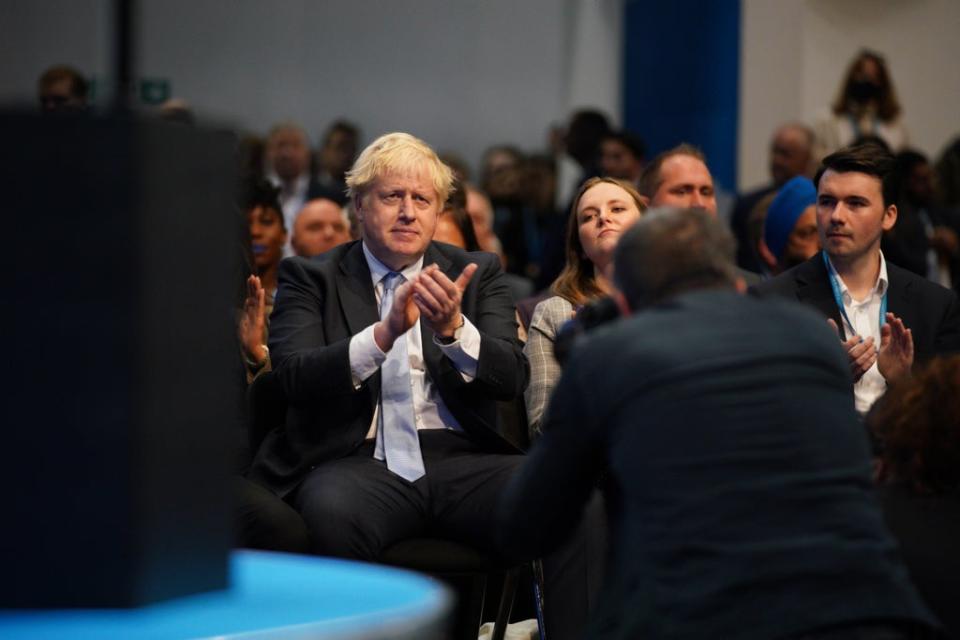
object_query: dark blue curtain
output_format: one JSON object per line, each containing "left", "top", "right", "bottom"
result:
{"left": 622, "top": 0, "right": 740, "bottom": 190}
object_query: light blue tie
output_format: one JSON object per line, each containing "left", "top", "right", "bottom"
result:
{"left": 375, "top": 271, "right": 425, "bottom": 482}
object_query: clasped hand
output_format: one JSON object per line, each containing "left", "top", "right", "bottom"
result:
{"left": 374, "top": 263, "right": 478, "bottom": 352}
{"left": 828, "top": 313, "right": 913, "bottom": 383}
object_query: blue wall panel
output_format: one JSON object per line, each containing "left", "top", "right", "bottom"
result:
{"left": 623, "top": 0, "right": 740, "bottom": 190}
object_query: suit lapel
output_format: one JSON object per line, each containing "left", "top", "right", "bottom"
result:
{"left": 336, "top": 242, "right": 380, "bottom": 336}
{"left": 885, "top": 263, "right": 913, "bottom": 328}
{"left": 796, "top": 253, "right": 847, "bottom": 339}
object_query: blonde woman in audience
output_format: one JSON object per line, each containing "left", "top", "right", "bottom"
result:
{"left": 525, "top": 177, "right": 645, "bottom": 437}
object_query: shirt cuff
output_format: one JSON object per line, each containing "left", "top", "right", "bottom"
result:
{"left": 349, "top": 324, "right": 387, "bottom": 388}
{"left": 433, "top": 315, "right": 481, "bottom": 381}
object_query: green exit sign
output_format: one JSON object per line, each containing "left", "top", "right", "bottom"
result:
{"left": 139, "top": 78, "right": 171, "bottom": 105}
{"left": 86, "top": 76, "right": 173, "bottom": 106}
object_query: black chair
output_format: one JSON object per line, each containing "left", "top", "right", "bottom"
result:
{"left": 246, "top": 371, "right": 545, "bottom": 640}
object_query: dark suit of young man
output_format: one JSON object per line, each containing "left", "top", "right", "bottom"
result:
{"left": 754, "top": 251, "right": 960, "bottom": 361}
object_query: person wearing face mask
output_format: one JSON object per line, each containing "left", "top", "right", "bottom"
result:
{"left": 524, "top": 177, "right": 646, "bottom": 438}
{"left": 814, "top": 50, "right": 908, "bottom": 158}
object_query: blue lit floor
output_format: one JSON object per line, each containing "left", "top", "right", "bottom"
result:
{"left": 0, "top": 550, "right": 451, "bottom": 639}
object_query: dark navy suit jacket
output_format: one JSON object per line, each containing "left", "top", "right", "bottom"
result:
{"left": 498, "top": 290, "right": 938, "bottom": 639}
{"left": 249, "top": 240, "right": 527, "bottom": 497}
{"left": 752, "top": 252, "right": 960, "bottom": 360}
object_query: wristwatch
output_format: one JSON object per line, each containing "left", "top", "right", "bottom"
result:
{"left": 436, "top": 317, "right": 465, "bottom": 345}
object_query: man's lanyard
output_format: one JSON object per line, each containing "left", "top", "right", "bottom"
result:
{"left": 823, "top": 252, "right": 887, "bottom": 338}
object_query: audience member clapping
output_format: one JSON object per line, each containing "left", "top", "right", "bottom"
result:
{"left": 244, "top": 179, "right": 287, "bottom": 311}
{"left": 755, "top": 143, "right": 960, "bottom": 415}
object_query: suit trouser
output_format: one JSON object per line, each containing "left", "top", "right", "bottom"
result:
{"left": 293, "top": 429, "right": 600, "bottom": 640}
{"left": 233, "top": 476, "right": 310, "bottom": 554}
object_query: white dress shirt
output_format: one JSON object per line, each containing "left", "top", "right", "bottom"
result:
{"left": 825, "top": 252, "right": 889, "bottom": 414}
{"left": 348, "top": 243, "right": 483, "bottom": 440}
{"left": 266, "top": 172, "right": 310, "bottom": 257}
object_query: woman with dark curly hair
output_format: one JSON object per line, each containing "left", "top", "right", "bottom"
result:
{"left": 867, "top": 354, "right": 960, "bottom": 637}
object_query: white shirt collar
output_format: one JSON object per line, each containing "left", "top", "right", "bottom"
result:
{"left": 266, "top": 172, "right": 310, "bottom": 196}
{"left": 361, "top": 241, "right": 423, "bottom": 289}
{"left": 825, "top": 250, "right": 889, "bottom": 303}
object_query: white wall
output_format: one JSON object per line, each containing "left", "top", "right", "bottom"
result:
{"left": 739, "top": 0, "right": 960, "bottom": 191}
{"left": 0, "top": 0, "right": 622, "bottom": 176}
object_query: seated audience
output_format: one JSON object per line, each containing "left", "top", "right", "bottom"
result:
{"left": 314, "top": 120, "right": 359, "bottom": 205}
{"left": 731, "top": 123, "right": 815, "bottom": 272}
{"left": 483, "top": 147, "right": 565, "bottom": 285}
{"left": 435, "top": 180, "right": 534, "bottom": 305}
{"left": 555, "top": 109, "right": 612, "bottom": 209}
{"left": 438, "top": 152, "right": 471, "bottom": 183}
{"left": 883, "top": 149, "right": 960, "bottom": 290}
{"left": 237, "top": 181, "right": 286, "bottom": 382}
{"left": 639, "top": 143, "right": 717, "bottom": 215}
{"left": 744, "top": 190, "right": 778, "bottom": 276}
{"left": 248, "top": 132, "right": 593, "bottom": 639}
{"left": 755, "top": 143, "right": 960, "bottom": 415}
{"left": 233, "top": 219, "right": 308, "bottom": 554}
{"left": 525, "top": 177, "right": 645, "bottom": 437}
{"left": 37, "top": 64, "right": 88, "bottom": 113}
{"left": 936, "top": 135, "right": 960, "bottom": 213}
{"left": 867, "top": 355, "right": 960, "bottom": 639}
{"left": 433, "top": 179, "right": 483, "bottom": 249}
{"left": 499, "top": 207, "right": 942, "bottom": 640}
{"left": 757, "top": 175, "right": 820, "bottom": 275}
{"left": 264, "top": 122, "right": 340, "bottom": 253}
{"left": 290, "top": 197, "right": 350, "bottom": 258}
{"left": 245, "top": 179, "right": 287, "bottom": 312}
{"left": 464, "top": 183, "right": 505, "bottom": 260}
{"left": 600, "top": 130, "right": 646, "bottom": 188}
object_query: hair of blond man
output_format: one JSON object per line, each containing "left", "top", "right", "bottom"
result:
{"left": 346, "top": 132, "right": 454, "bottom": 205}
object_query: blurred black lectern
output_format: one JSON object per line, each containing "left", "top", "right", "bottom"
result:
{"left": 1, "top": 111, "right": 239, "bottom": 607}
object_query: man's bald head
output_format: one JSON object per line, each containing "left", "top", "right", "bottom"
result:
{"left": 291, "top": 198, "right": 350, "bottom": 257}
{"left": 770, "top": 123, "right": 815, "bottom": 186}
